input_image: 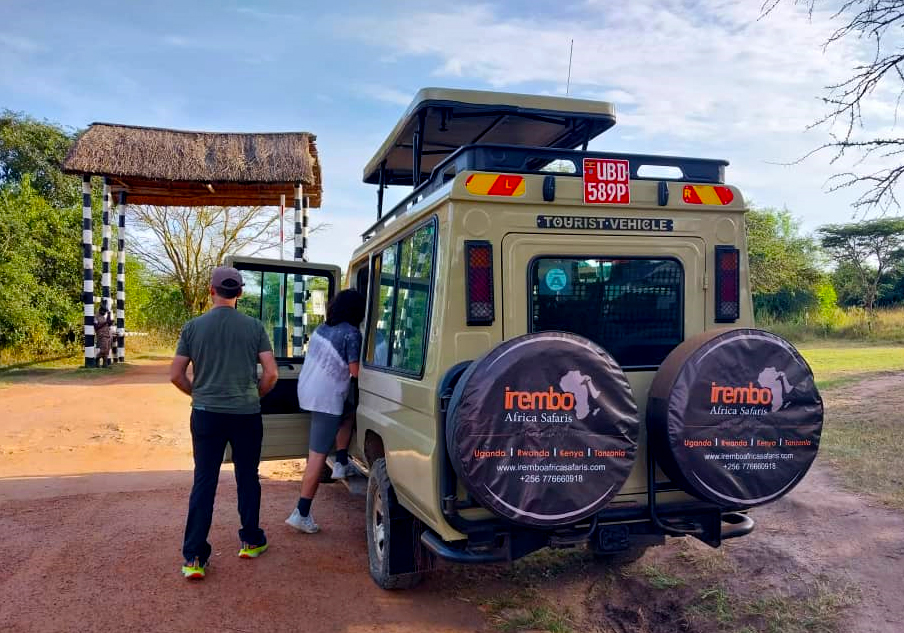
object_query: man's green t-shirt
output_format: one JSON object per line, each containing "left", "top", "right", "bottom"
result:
{"left": 175, "top": 306, "right": 273, "bottom": 414}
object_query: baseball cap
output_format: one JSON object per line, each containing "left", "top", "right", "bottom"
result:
{"left": 210, "top": 266, "right": 245, "bottom": 291}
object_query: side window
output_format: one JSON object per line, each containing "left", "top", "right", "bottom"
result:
{"left": 364, "top": 220, "right": 436, "bottom": 375}
{"left": 366, "top": 247, "right": 396, "bottom": 366}
{"left": 391, "top": 223, "right": 435, "bottom": 374}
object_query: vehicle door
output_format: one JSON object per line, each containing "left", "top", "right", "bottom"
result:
{"left": 500, "top": 233, "right": 705, "bottom": 495}
{"left": 226, "top": 255, "right": 341, "bottom": 460}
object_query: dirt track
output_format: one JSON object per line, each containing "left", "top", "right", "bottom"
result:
{"left": 1, "top": 360, "right": 902, "bottom": 632}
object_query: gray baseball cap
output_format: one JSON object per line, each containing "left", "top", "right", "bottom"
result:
{"left": 210, "top": 266, "right": 244, "bottom": 291}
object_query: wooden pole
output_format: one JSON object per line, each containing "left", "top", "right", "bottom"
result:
{"left": 102, "top": 178, "right": 112, "bottom": 366}
{"left": 292, "top": 183, "right": 306, "bottom": 356}
{"left": 82, "top": 176, "right": 95, "bottom": 367}
{"left": 117, "top": 191, "right": 127, "bottom": 362}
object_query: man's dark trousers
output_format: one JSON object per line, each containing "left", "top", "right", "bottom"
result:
{"left": 182, "top": 408, "right": 267, "bottom": 564}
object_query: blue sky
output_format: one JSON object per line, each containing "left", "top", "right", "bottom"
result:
{"left": 0, "top": 0, "right": 889, "bottom": 265}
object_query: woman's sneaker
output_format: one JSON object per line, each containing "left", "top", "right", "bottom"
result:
{"left": 285, "top": 508, "right": 319, "bottom": 533}
{"left": 331, "top": 461, "right": 352, "bottom": 479}
{"left": 181, "top": 557, "right": 208, "bottom": 580}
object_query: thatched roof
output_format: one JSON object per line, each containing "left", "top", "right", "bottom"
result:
{"left": 62, "top": 123, "right": 322, "bottom": 207}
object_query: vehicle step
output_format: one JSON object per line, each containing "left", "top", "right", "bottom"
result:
{"left": 326, "top": 457, "right": 367, "bottom": 496}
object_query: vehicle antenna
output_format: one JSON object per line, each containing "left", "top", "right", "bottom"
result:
{"left": 566, "top": 39, "right": 574, "bottom": 95}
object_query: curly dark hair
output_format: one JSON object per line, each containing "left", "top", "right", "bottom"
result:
{"left": 326, "top": 289, "right": 366, "bottom": 327}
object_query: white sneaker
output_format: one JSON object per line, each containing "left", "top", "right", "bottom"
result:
{"left": 285, "top": 508, "right": 319, "bottom": 533}
{"left": 331, "top": 461, "right": 351, "bottom": 479}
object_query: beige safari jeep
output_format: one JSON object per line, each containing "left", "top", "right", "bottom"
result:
{"left": 229, "top": 88, "right": 824, "bottom": 590}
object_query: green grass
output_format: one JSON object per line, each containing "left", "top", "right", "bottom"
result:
{"left": 636, "top": 564, "right": 684, "bottom": 589}
{"left": 796, "top": 344, "right": 904, "bottom": 390}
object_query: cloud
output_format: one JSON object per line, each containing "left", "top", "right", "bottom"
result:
{"left": 0, "top": 33, "right": 45, "bottom": 54}
{"left": 338, "top": 0, "right": 893, "bottom": 227}
{"left": 359, "top": 84, "right": 413, "bottom": 106}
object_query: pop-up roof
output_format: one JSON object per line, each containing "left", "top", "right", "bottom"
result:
{"left": 363, "top": 88, "right": 616, "bottom": 187}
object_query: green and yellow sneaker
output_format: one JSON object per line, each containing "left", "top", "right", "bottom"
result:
{"left": 181, "top": 558, "right": 207, "bottom": 580}
{"left": 238, "top": 542, "right": 269, "bottom": 559}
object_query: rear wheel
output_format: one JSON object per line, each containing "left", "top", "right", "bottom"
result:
{"left": 366, "top": 458, "right": 429, "bottom": 590}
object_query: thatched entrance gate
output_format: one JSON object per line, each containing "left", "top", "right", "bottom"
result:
{"left": 62, "top": 123, "right": 322, "bottom": 367}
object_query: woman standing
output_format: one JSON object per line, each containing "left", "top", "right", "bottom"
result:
{"left": 286, "top": 289, "right": 365, "bottom": 533}
{"left": 94, "top": 304, "right": 114, "bottom": 367}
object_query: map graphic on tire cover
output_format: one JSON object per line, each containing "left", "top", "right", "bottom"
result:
{"left": 647, "top": 328, "right": 823, "bottom": 508}
{"left": 446, "top": 332, "right": 640, "bottom": 528}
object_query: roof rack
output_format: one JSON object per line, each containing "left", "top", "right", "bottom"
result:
{"left": 363, "top": 88, "right": 617, "bottom": 208}
{"left": 360, "top": 144, "right": 729, "bottom": 241}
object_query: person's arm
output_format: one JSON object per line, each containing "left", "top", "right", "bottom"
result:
{"left": 170, "top": 355, "right": 192, "bottom": 396}
{"left": 347, "top": 329, "right": 362, "bottom": 378}
{"left": 258, "top": 351, "right": 278, "bottom": 398}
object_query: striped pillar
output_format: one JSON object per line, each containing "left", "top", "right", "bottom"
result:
{"left": 292, "top": 184, "right": 307, "bottom": 356}
{"left": 116, "top": 191, "right": 127, "bottom": 362}
{"left": 101, "top": 179, "right": 112, "bottom": 365}
{"left": 82, "top": 176, "right": 95, "bottom": 367}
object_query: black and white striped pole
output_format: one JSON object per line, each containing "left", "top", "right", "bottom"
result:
{"left": 82, "top": 176, "right": 95, "bottom": 368}
{"left": 116, "top": 191, "right": 127, "bottom": 363}
{"left": 292, "top": 183, "right": 307, "bottom": 356}
{"left": 102, "top": 178, "right": 112, "bottom": 365}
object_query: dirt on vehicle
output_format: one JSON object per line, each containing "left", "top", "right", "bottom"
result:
{"left": 1, "top": 359, "right": 902, "bottom": 633}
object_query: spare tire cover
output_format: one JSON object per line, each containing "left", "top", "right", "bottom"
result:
{"left": 446, "top": 332, "right": 639, "bottom": 528}
{"left": 648, "top": 328, "right": 823, "bottom": 508}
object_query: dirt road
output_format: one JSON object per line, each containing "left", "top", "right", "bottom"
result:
{"left": 1, "top": 360, "right": 902, "bottom": 632}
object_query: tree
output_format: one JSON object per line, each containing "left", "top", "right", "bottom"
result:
{"left": 763, "top": 1, "right": 904, "bottom": 210}
{"left": 0, "top": 111, "right": 80, "bottom": 208}
{"left": 128, "top": 205, "right": 281, "bottom": 316}
{"left": 818, "top": 217, "right": 904, "bottom": 321}
{"left": 0, "top": 176, "right": 82, "bottom": 351}
{"left": 128, "top": 205, "right": 329, "bottom": 316}
{"left": 746, "top": 207, "right": 826, "bottom": 318}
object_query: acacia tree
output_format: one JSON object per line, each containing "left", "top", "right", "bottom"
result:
{"left": 129, "top": 206, "right": 327, "bottom": 316}
{"left": 818, "top": 218, "right": 904, "bottom": 323}
{"left": 763, "top": 1, "right": 904, "bottom": 210}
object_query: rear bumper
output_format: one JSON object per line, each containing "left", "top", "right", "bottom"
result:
{"left": 420, "top": 510, "right": 755, "bottom": 564}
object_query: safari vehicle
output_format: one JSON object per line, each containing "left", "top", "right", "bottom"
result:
{"left": 228, "top": 89, "right": 823, "bottom": 590}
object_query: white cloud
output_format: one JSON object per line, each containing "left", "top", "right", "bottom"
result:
{"left": 359, "top": 84, "right": 413, "bottom": 106}
{"left": 340, "top": 0, "right": 895, "bottom": 226}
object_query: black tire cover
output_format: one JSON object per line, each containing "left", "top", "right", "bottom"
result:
{"left": 647, "top": 328, "right": 823, "bottom": 508}
{"left": 446, "top": 332, "right": 639, "bottom": 528}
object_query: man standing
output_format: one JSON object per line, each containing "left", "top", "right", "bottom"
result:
{"left": 170, "top": 267, "right": 279, "bottom": 580}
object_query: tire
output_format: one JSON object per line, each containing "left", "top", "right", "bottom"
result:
{"left": 647, "top": 328, "right": 822, "bottom": 508}
{"left": 446, "top": 332, "right": 640, "bottom": 528}
{"left": 366, "top": 458, "right": 428, "bottom": 590}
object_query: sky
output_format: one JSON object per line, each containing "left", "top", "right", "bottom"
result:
{"left": 0, "top": 0, "right": 892, "bottom": 266}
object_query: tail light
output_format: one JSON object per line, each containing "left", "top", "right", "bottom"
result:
{"left": 465, "top": 241, "right": 494, "bottom": 325}
{"left": 715, "top": 245, "right": 740, "bottom": 322}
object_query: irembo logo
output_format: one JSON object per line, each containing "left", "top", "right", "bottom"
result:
{"left": 708, "top": 367, "right": 793, "bottom": 417}
{"left": 504, "top": 386, "right": 575, "bottom": 424}
{"left": 710, "top": 382, "right": 773, "bottom": 406}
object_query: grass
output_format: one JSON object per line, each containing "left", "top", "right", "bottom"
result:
{"left": 760, "top": 306, "right": 904, "bottom": 345}
{"left": 796, "top": 343, "right": 904, "bottom": 390}
{"left": 641, "top": 547, "right": 858, "bottom": 633}
{"left": 483, "top": 588, "right": 574, "bottom": 633}
{"left": 636, "top": 563, "right": 684, "bottom": 589}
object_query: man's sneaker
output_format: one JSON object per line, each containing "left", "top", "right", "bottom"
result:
{"left": 331, "top": 461, "right": 352, "bottom": 479}
{"left": 238, "top": 542, "right": 269, "bottom": 558}
{"left": 285, "top": 508, "right": 319, "bottom": 533}
{"left": 181, "top": 558, "right": 207, "bottom": 580}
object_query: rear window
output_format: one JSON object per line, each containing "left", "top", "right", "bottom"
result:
{"left": 529, "top": 257, "right": 683, "bottom": 368}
